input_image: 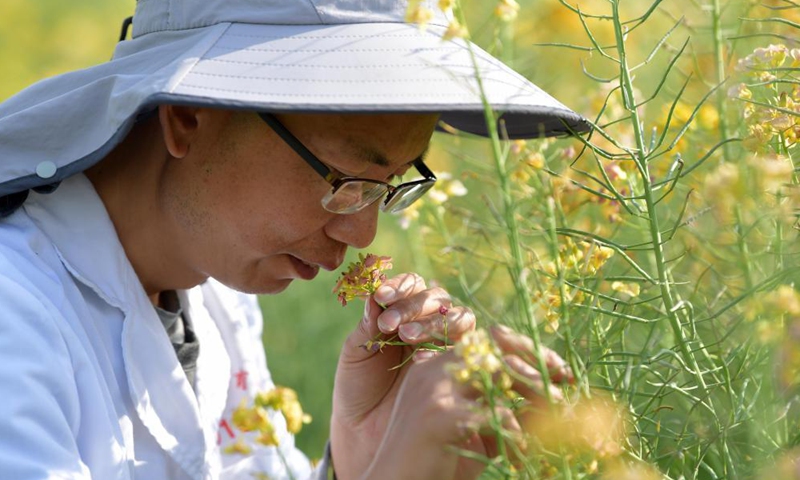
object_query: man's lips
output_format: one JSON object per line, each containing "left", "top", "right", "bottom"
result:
{"left": 289, "top": 256, "right": 321, "bottom": 280}
{"left": 289, "top": 255, "right": 346, "bottom": 279}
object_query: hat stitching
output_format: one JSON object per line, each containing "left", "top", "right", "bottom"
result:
{"left": 167, "top": 23, "right": 233, "bottom": 94}
{"left": 223, "top": 33, "right": 438, "bottom": 40}
{"left": 201, "top": 58, "right": 477, "bottom": 69}
{"left": 208, "top": 45, "right": 464, "bottom": 54}
{"left": 176, "top": 84, "right": 484, "bottom": 98}
{"left": 187, "top": 72, "right": 518, "bottom": 85}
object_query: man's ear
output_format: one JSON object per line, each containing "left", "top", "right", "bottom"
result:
{"left": 159, "top": 105, "right": 202, "bottom": 159}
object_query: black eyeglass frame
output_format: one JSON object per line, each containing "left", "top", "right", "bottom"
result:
{"left": 258, "top": 112, "right": 437, "bottom": 213}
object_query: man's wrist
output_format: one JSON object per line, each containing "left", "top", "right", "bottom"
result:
{"left": 330, "top": 415, "right": 376, "bottom": 480}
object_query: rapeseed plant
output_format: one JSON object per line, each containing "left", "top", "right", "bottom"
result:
{"left": 399, "top": 0, "right": 800, "bottom": 478}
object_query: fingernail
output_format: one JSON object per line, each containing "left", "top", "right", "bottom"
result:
{"left": 374, "top": 286, "right": 395, "bottom": 304}
{"left": 414, "top": 350, "right": 437, "bottom": 362}
{"left": 377, "top": 310, "right": 401, "bottom": 332}
{"left": 400, "top": 322, "right": 423, "bottom": 340}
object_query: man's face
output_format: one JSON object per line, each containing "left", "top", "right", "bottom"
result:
{"left": 160, "top": 110, "right": 439, "bottom": 294}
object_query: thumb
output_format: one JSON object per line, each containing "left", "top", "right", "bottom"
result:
{"left": 340, "top": 296, "right": 385, "bottom": 363}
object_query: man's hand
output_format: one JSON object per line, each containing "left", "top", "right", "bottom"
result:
{"left": 329, "top": 272, "right": 573, "bottom": 480}
{"left": 330, "top": 272, "right": 475, "bottom": 479}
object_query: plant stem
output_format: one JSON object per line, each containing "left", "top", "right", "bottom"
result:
{"left": 712, "top": 0, "right": 734, "bottom": 163}
{"left": 610, "top": 2, "right": 736, "bottom": 474}
{"left": 456, "top": 3, "right": 554, "bottom": 401}
{"left": 546, "top": 197, "right": 587, "bottom": 393}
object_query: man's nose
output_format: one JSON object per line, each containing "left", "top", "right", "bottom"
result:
{"left": 325, "top": 202, "right": 380, "bottom": 249}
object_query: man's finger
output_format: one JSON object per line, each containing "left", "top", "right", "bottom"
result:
{"left": 490, "top": 324, "right": 574, "bottom": 384}
{"left": 375, "top": 286, "right": 450, "bottom": 333}
{"left": 398, "top": 306, "right": 475, "bottom": 343}
{"left": 373, "top": 272, "right": 427, "bottom": 306}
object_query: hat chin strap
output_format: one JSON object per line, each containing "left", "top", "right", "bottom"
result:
{"left": 119, "top": 16, "right": 133, "bottom": 42}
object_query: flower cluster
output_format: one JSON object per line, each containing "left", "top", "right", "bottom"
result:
{"left": 405, "top": 0, "right": 521, "bottom": 42}
{"left": 534, "top": 239, "right": 618, "bottom": 332}
{"left": 404, "top": 0, "right": 434, "bottom": 30}
{"left": 525, "top": 397, "right": 636, "bottom": 476}
{"left": 735, "top": 44, "right": 800, "bottom": 82}
{"left": 700, "top": 154, "right": 794, "bottom": 225}
{"left": 494, "top": 0, "right": 520, "bottom": 22}
{"left": 730, "top": 44, "right": 800, "bottom": 152}
{"left": 333, "top": 253, "right": 393, "bottom": 306}
{"left": 447, "top": 328, "right": 510, "bottom": 393}
{"left": 744, "top": 285, "right": 800, "bottom": 344}
{"left": 225, "top": 386, "right": 311, "bottom": 455}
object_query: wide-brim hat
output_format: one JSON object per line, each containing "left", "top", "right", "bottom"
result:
{"left": 0, "top": 0, "right": 590, "bottom": 199}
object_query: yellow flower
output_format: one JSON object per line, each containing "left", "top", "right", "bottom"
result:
{"left": 611, "top": 281, "right": 640, "bottom": 300}
{"left": 231, "top": 400, "right": 271, "bottom": 433}
{"left": 333, "top": 253, "right": 393, "bottom": 306}
{"left": 774, "top": 285, "right": 800, "bottom": 316}
{"left": 437, "top": 0, "right": 455, "bottom": 13}
{"left": 511, "top": 139, "right": 527, "bottom": 154}
{"left": 600, "top": 459, "right": 662, "bottom": 480}
{"left": 698, "top": 104, "right": 720, "bottom": 131}
{"left": 749, "top": 154, "right": 794, "bottom": 194}
{"left": 736, "top": 44, "right": 789, "bottom": 72}
{"left": 448, "top": 329, "right": 509, "bottom": 392}
{"left": 581, "top": 241, "right": 615, "bottom": 274}
{"left": 442, "top": 19, "right": 468, "bottom": 41}
{"left": 222, "top": 438, "right": 252, "bottom": 455}
{"left": 256, "top": 386, "right": 312, "bottom": 434}
{"left": 494, "top": 0, "right": 520, "bottom": 22}
{"left": 702, "top": 162, "right": 742, "bottom": 220}
{"left": 511, "top": 168, "right": 531, "bottom": 185}
{"left": 524, "top": 396, "right": 628, "bottom": 459}
{"left": 727, "top": 83, "right": 752, "bottom": 100}
{"left": 525, "top": 151, "right": 545, "bottom": 169}
{"left": 255, "top": 424, "right": 280, "bottom": 447}
{"left": 790, "top": 48, "right": 800, "bottom": 67}
{"left": 405, "top": 0, "right": 434, "bottom": 30}
{"left": 743, "top": 123, "right": 774, "bottom": 151}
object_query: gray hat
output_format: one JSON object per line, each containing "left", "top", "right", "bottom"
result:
{"left": 0, "top": 0, "right": 589, "bottom": 200}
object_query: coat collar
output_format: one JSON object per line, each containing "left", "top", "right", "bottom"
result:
{"left": 24, "top": 174, "right": 229, "bottom": 479}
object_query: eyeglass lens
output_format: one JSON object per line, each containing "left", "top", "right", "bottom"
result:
{"left": 321, "top": 180, "right": 435, "bottom": 214}
{"left": 321, "top": 182, "right": 388, "bottom": 214}
{"left": 383, "top": 182, "right": 435, "bottom": 213}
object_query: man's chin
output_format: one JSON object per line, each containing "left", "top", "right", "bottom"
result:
{"left": 213, "top": 276, "right": 295, "bottom": 296}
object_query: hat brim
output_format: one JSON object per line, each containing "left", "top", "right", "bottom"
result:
{"left": 0, "top": 21, "right": 589, "bottom": 196}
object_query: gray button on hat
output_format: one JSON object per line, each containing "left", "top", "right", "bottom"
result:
{"left": 35, "top": 161, "right": 57, "bottom": 179}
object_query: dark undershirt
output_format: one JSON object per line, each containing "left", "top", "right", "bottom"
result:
{"left": 155, "top": 290, "right": 200, "bottom": 392}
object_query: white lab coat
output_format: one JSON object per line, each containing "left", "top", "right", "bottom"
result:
{"left": 0, "top": 174, "right": 323, "bottom": 479}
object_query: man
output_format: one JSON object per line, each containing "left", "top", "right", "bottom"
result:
{"left": 0, "top": 0, "right": 588, "bottom": 478}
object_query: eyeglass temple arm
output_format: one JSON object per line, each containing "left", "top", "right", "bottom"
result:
{"left": 258, "top": 113, "right": 333, "bottom": 181}
{"left": 413, "top": 159, "right": 437, "bottom": 181}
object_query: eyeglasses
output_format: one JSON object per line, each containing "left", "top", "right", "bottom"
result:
{"left": 258, "top": 113, "right": 437, "bottom": 215}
